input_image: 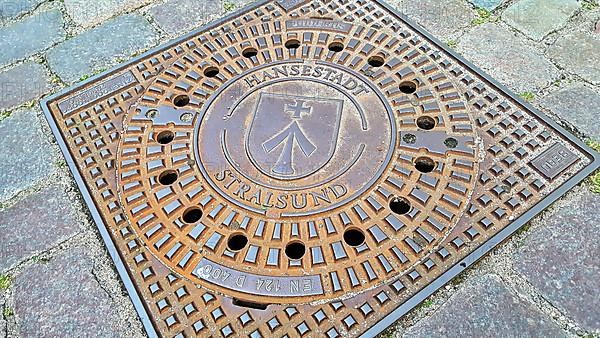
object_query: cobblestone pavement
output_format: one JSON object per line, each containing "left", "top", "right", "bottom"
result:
{"left": 0, "top": 0, "right": 598, "bottom": 337}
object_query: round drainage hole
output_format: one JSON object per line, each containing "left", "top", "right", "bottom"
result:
{"left": 242, "top": 47, "right": 258, "bottom": 58}
{"left": 344, "top": 229, "right": 366, "bottom": 247}
{"left": 203, "top": 66, "right": 220, "bottom": 78}
{"left": 444, "top": 137, "right": 458, "bottom": 148}
{"left": 399, "top": 81, "right": 418, "bottom": 94}
{"left": 416, "top": 116, "right": 436, "bottom": 130}
{"left": 389, "top": 197, "right": 411, "bottom": 215}
{"left": 415, "top": 156, "right": 436, "bottom": 173}
{"left": 227, "top": 234, "right": 248, "bottom": 251}
{"left": 285, "top": 39, "right": 301, "bottom": 49}
{"left": 173, "top": 94, "right": 190, "bottom": 107}
{"left": 156, "top": 130, "right": 175, "bottom": 144}
{"left": 182, "top": 207, "right": 203, "bottom": 224}
{"left": 368, "top": 56, "right": 385, "bottom": 67}
{"left": 285, "top": 242, "right": 306, "bottom": 260}
{"left": 158, "top": 170, "right": 178, "bottom": 185}
{"left": 328, "top": 42, "right": 345, "bottom": 52}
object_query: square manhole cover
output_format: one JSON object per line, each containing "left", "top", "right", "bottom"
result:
{"left": 42, "top": 0, "right": 599, "bottom": 337}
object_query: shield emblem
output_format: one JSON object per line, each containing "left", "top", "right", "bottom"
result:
{"left": 247, "top": 92, "right": 343, "bottom": 180}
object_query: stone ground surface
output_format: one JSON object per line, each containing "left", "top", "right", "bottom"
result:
{"left": 0, "top": 0, "right": 598, "bottom": 337}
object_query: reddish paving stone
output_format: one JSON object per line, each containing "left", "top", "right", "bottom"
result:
{"left": 13, "top": 246, "right": 128, "bottom": 337}
{"left": 0, "top": 62, "right": 52, "bottom": 111}
{"left": 514, "top": 190, "right": 600, "bottom": 331}
{"left": 547, "top": 14, "right": 600, "bottom": 85}
{"left": 403, "top": 275, "right": 565, "bottom": 338}
{"left": 397, "top": 0, "right": 477, "bottom": 40}
{"left": 539, "top": 83, "right": 600, "bottom": 139}
{"left": 148, "top": 0, "right": 221, "bottom": 36}
{"left": 457, "top": 23, "right": 559, "bottom": 92}
{"left": 0, "top": 186, "right": 81, "bottom": 271}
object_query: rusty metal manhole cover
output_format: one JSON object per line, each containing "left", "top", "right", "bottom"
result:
{"left": 42, "top": 0, "right": 600, "bottom": 337}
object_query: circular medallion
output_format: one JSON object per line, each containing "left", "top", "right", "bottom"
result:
{"left": 116, "top": 33, "right": 480, "bottom": 304}
{"left": 195, "top": 62, "right": 395, "bottom": 217}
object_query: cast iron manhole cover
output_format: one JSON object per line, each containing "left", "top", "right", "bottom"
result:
{"left": 42, "top": 0, "right": 600, "bottom": 337}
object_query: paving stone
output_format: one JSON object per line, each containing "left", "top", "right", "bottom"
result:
{"left": 396, "top": 0, "right": 477, "bottom": 40}
{"left": 502, "top": 0, "right": 580, "bottom": 41}
{"left": 64, "top": 0, "right": 153, "bottom": 28}
{"left": 13, "top": 246, "right": 128, "bottom": 337}
{"left": 468, "top": 0, "right": 504, "bottom": 11}
{"left": 148, "top": 0, "right": 222, "bottom": 36}
{"left": 0, "top": 62, "right": 52, "bottom": 112}
{"left": 0, "top": 186, "right": 82, "bottom": 271}
{"left": 0, "top": 9, "right": 65, "bottom": 67}
{"left": 539, "top": 83, "right": 600, "bottom": 139}
{"left": 548, "top": 24, "right": 600, "bottom": 85}
{"left": 0, "top": 0, "right": 45, "bottom": 21}
{"left": 456, "top": 23, "right": 559, "bottom": 92}
{"left": 46, "top": 14, "right": 159, "bottom": 83}
{"left": 515, "top": 190, "right": 600, "bottom": 331}
{"left": 0, "top": 111, "right": 55, "bottom": 201}
{"left": 403, "top": 274, "right": 565, "bottom": 338}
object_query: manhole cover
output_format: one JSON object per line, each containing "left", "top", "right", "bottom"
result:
{"left": 42, "top": 0, "right": 599, "bottom": 337}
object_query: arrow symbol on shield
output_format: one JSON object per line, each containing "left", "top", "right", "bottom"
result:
{"left": 262, "top": 121, "right": 316, "bottom": 175}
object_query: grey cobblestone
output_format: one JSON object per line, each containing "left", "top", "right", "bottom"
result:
{"left": 0, "top": 185, "right": 82, "bottom": 272}
{"left": 0, "top": 297, "right": 6, "bottom": 338}
{"left": 514, "top": 190, "right": 600, "bottom": 331}
{"left": 403, "top": 274, "right": 566, "bottom": 338}
{"left": 147, "top": 0, "right": 221, "bottom": 36}
{"left": 0, "top": 9, "right": 65, "bottom": 67}
{"left": 13, "top": 245, "right": 131, "bottom": 337}
{"left": 64, "top": 0, "right": 153, "bottom": 28}
{"left": 502, "top": 0, "right": 580, "bottom": 41}
{"left": 46, "top": 14, "right": 159, "bottom": 83}
{"left": 456, "top": 23, "right": 559, "bottom": 92}
{"left": 0, "top": 0, "right": 45, "bottom": 21}
{"left": 539, "top": 83, "right": 600, "bottom": 139}
{"left": 547, "top": 15, "right": 600, "bottom": 85}
{"left": 0, "top": 110, "right": 55, "bottom": 201}
{"left": 397, "top": 0, "right": 477, "bottom": 41}
{"left": 0, "top": 62, "right": 53, "bottom": 112}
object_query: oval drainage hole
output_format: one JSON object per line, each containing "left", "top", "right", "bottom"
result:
{"left": 416, "top": 116, "right": 436, "bottom": 130}
{"left": 285, "top": 242, "right": 306, "bottom": 260}
{"left": 368, "top": 55, "right": 385, "bottom": 67}
{"left": 173, "top": 94, "right": 190, "bottom": 107}
{"left": 182, "top": 207, "right": 203, "bottom": 224}
{"left": 156, "top": 130, "right": 175, "bottom": 144}
{"left": 328, "top": 42, "right": 345, "bottom": 52}
{"left": 227, "top": 234, "right": 248, "bottom": 251}
{"left": 343, "top": 228, "right": 365, "bottom": 247}
{"left": 399, "top": 81, "right": 417, "bottom": 94}
{"left": 414, "top": 156, "right": 436, "bottom": 173}
{"left": 389, "top": 197, "right": 411, "bottom": 215}
{"left": 242, "top": 47, "right": 258, "bottom": 58}
{"left": 204, "top": 66, "right": 220, "bottom": 78}
{"left": 158, "top": 170, "right": 178, "bottom": 185}
{"left": 285, "top": 39, "right": 301, "bottom": 49}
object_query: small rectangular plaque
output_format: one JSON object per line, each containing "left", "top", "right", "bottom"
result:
{"left": 530, "top": 143, "right": 579, "bottom": 180}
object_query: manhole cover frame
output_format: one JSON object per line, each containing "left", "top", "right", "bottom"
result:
{"left": 40, "top": 0, "right": 600, "bottom": 337}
